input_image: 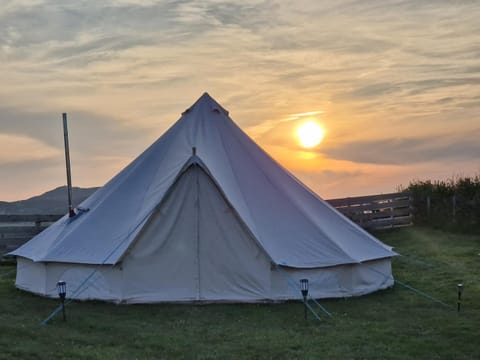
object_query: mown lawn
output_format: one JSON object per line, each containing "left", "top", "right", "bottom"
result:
{"left": 1, "top": 226, "right": 479, "bottom": 359}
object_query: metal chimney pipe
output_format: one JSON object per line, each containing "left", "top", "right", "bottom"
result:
{"left": 62, "top": 113, "right": 75, "bottom": 217}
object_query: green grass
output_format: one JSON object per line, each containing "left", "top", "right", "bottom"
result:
{"left": 1, "top": 226, "right": 479, "bottom": 359}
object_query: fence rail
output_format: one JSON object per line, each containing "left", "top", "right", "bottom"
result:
{"left": 0, "top": 214, "right": 63, "bottom": 256}
{"left": 327, "top": 192, "right": 413, "bottom": 230}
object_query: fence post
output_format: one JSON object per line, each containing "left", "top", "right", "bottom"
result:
{"left": 452, "top": 195, "right": 456, "bottom": 219}
{"left": 426, "top": 196, "right": 431, "bottom": 219}
{"left": 35, "top": 220, "right": 42, "bottom": 233}
{"left": 409, "top": 194, "right": 414, "bottom": 225}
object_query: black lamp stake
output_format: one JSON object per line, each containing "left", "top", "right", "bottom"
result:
{"left": 457, "top": 283, "right": 463, "bottom": 312}
{"left": 57, "top": 280, "right": 67, "bottom": 321}
{"left": 300, "top": 279, "right": 309, "bottom": 321}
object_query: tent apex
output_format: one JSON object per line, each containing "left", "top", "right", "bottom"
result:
{"left": 197, "top": 91, "right": 215, "bottom": 104}
{"left": 189, "top": 92, "right": 229, "bottom": 116}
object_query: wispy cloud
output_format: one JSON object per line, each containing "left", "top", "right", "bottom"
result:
{"left": 321, "top": 129, "right": 480, "bottom": 165}
{"left": 0, "top": 0, "right": 479, "bottom": 200}
{"left": 0, "top": 107, "right": 148, "bottom": 151}
{"left": 0, "top": 134, "right": 61, "bottom": 164}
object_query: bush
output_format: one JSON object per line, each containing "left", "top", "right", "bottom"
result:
{"left": 399, "top": 174, "right": 480, "bottom": 232}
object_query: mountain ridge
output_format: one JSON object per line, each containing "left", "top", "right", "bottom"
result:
{"left": 0, "top": 186, "right": 99, "bottom": 215}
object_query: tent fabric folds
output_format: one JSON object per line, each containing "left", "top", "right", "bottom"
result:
{"left": 10, "top": 93, "right": 396, "bottom": 302}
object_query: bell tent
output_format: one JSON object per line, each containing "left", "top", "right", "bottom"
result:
{"left": 10, "top": 93, "right": 396, "bottom": 303}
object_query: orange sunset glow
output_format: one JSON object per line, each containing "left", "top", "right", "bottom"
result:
{"left": 0, "top": 1, "right": 478, "bottom": 202}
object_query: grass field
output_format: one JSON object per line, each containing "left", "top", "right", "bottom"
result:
{"left": 1, "top": 226, "right": 479, "bottom": 359}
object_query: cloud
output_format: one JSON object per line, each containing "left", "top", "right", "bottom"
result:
{"left": 2, "top": 0, "right": 479, "bottom": 124}
{"left": 0, "top": 107, "right": 153, "bottom": 199}
{"left": 0, "top": 107, "right": 148, "bottom": 152}
{"left": 322, "top": 130, "right": 480, "bottom": 165}
{"left": 336, "top": 75, "right": 480, "bottom": 106}
{"left": 344, "top": 83, "right": 400, "bottom": 98}
{"left": 43, "top": 35, "right": 157, "bottom": 66}
{"left": 0, "top": 0, "right": 479, "bottom": 201}
{"left": 0, "top": 134, "right": 61, "bottom": 165}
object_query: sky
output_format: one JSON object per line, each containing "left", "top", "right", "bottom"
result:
{"left": 1, "top": 0, "right": 479, "bottom": 201}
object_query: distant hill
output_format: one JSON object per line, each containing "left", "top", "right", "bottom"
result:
{"left": 0, "top": 186, "right": 99, "bottom": 215}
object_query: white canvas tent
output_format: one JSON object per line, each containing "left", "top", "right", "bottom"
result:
{"left": 10, "top": 93, "right": 396, "bottom": 303}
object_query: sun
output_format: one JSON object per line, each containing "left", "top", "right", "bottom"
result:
{"left": 296, "top": 121, "right": 325, "bottom": 148}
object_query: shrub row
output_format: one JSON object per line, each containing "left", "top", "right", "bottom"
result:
{"left": 399, "top": 175, "right": 480, "bottom": 232}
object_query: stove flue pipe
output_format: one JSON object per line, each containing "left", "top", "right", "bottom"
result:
{"left": 62, "top": 113, "right": 75, "bottom": 218}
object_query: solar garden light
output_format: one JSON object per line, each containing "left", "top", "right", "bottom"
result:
{"left": 300, "top": 278, "right": 309, "bottom": 320}
{"left": 57, "top": 280, "right": 67, "bottom": 321}
{"left": 457, "top": 283, "right": 463, "bottom": 312}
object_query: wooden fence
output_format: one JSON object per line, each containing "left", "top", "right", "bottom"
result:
{"left": 327, "top": 192, "right": 413, "bottom": 230}
{"left": 0, "top": 214, "right": 62, "bottom": 256}
{"left": 0, "top": 192, "right": 413, "bottom": 256}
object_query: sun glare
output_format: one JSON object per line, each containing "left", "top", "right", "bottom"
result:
{"left": 297, "top": 121, "right": 325, "bottom": 148}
